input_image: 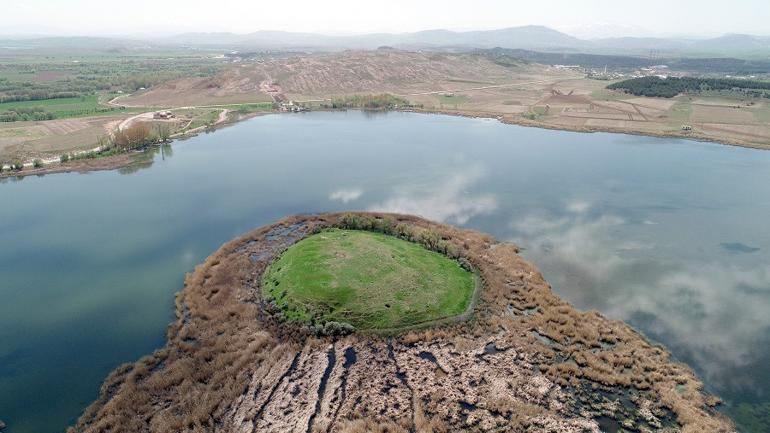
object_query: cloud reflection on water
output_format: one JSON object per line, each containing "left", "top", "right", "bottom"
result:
{"left": 369, "top": 164, "right": 497, "bottom": 224}
{"left": 329, "top": 188, "right": 364, "bottom": 204}
{"left": 511, "top": 201, "right": 770, "bottom": 398}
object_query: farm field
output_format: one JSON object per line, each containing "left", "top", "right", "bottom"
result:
{"left": 0, "top": 95, "right": 136, "bottom": 119}
{"left": 0, "top": 115, "right": 126, "bottom": 161}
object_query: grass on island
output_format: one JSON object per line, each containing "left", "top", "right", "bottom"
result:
{"left": 262, "top": 229, "right": 475, "bottom": 330}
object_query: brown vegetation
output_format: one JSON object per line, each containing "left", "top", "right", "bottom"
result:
{"left": 112, "top": 123, "right": 152, "bottom": 151}
{"left": 70, "top": 213, "right": 735, "bottom": 433}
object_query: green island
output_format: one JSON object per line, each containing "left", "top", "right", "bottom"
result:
{"left": 262, "top": 228, "right": 475, "bottom": 330}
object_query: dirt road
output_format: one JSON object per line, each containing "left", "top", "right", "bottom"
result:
{"left": 399, "top": 79, "right": 553, "bottom": 96}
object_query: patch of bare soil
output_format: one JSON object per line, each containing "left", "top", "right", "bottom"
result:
{"left": 119, "top": 72, "right": 272, "bottom": 107}
{"left": 0, "top": 115, "right": 128, "bottom": 162}
{"left": 69, "top": 213, "right": 734, "bottom": 433}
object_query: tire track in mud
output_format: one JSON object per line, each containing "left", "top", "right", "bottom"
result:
{"left": 387, "top": 340, "right": 416, "bottom": 433}
{"left": 307, "top": 347, "right": 336, "bottom": 433}
{"left": 328, "top": 346, "right": 357, "bottom": 432}
{"left": 252, "top": 351, "right": 301, "bottom": 429}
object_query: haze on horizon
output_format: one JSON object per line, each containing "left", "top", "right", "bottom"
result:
{"left": 3, "top": 0, "right": 769, "bottom": 39}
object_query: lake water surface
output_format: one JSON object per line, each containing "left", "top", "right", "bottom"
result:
{"left": 1, "top": 111, "right": 769, "bottom": 432}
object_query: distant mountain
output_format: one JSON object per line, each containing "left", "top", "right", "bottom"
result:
{"left": 4, "top": 27, "right": 770, "bottom": 57}
{"left": 403, "top": 26, "right": 586, "bottom": 49}
{"left": 592, "top": 37, "right": 690, "bottom": 51}
{"left": 166, "top": 26, "right": 586, "bottom": 51}
{"left": 562, "top": 23, "right": 652, "bottom": 40}
{"left": 165, "top": 27, "right": 770, "bottom": 56}
{"left": 690, "top": 34, "right": 770, "bottom": 52}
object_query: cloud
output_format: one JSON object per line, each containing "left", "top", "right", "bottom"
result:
{"left": 329, "top": 188, "right": 363, "bottom": 204}
{"left": 368, "top": 165, "right": 497, "bottom": 225}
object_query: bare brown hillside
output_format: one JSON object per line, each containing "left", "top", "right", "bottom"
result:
{"left": 119, "top": 51, "right": 557, "bottom": 106}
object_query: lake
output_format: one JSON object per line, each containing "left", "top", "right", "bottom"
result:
{"left": 1, "top": 111, "right": 768, "bottom": 433}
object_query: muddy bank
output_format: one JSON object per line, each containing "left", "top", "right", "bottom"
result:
{"left": 0, "top": 153, "right": 149, "bottom": 179}
{"left": 0, "top": 111, "right": 268, "bottom": 180}
{"left": 414, "top": 107, "right": 770, "bottom": 151}
{"left": 68, "top": 212, "right": 734, "bottom": 433}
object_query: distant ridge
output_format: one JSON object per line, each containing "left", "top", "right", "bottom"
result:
{"left": 164, "top": 26, "right": 770, "bottom": 55}
{"left": 167, "top": 25, "right": 586, "bottom": 51}
{"left": 3, "top": 26, "right": 770, "bottom": 56}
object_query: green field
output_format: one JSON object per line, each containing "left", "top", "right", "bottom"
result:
{"left": 0, "top": 95, "right": 130, "bottom": 119}
{"left": 262, "top": 229, "right": 475, "bottom": 330}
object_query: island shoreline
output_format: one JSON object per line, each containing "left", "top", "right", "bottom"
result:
{"left": 70, "top": 212, "right": 734, "bottom": 433}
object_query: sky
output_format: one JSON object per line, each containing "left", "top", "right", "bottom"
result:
{"left": 2, "top": 0, "right": 769, "bottom": 38}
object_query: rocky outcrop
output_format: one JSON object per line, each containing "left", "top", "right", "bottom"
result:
{"left": 69, "top": 213, "right": 735, "bottom": 433}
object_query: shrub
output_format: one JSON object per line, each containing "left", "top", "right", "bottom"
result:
{"left": 339, "top": 213, "right": 374, "bottom": 230}
{"left": 417, "top": 230, "right": 442, "bottom": 251}
{"left": 394, "top": 223, "right": 414, "bottom": 240}
{"left": 312, "top": 321, "right": 356, "bottom": 336}
{"left": 112, "top": 123, "right": 152, "bottom": 151}
{"left": 33, "top": 159, "right": 43, "bottom": 168}
{"left": 60, "top": 153, "right": 70, "bottom": 163}
{"left": 330, "top": 93, "right": 410, "bottom": 110}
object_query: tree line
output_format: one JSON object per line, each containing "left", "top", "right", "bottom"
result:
{"left": 607, "top": 76, "right": 770, "bottom": 98}
{"left": 0, "top": 59, "right": 222, "bottom": 103}
{"left": 325, "top": 94, "right": 411, "bottom": 110}
{"left": 0, "top": 107, "right": 56, "bottom": 122}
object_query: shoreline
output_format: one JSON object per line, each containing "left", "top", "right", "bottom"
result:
{"left": 2, "top": 107, "right": 766, "bottom": 180}
{"left": 0, "top": 152, "right": 149, "bottom": 179}
{"left": 414, "top": 107, "right": 770, "bottom": 151}
{"left": 0, "top": 111, "right": 268, "bottom": 179}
